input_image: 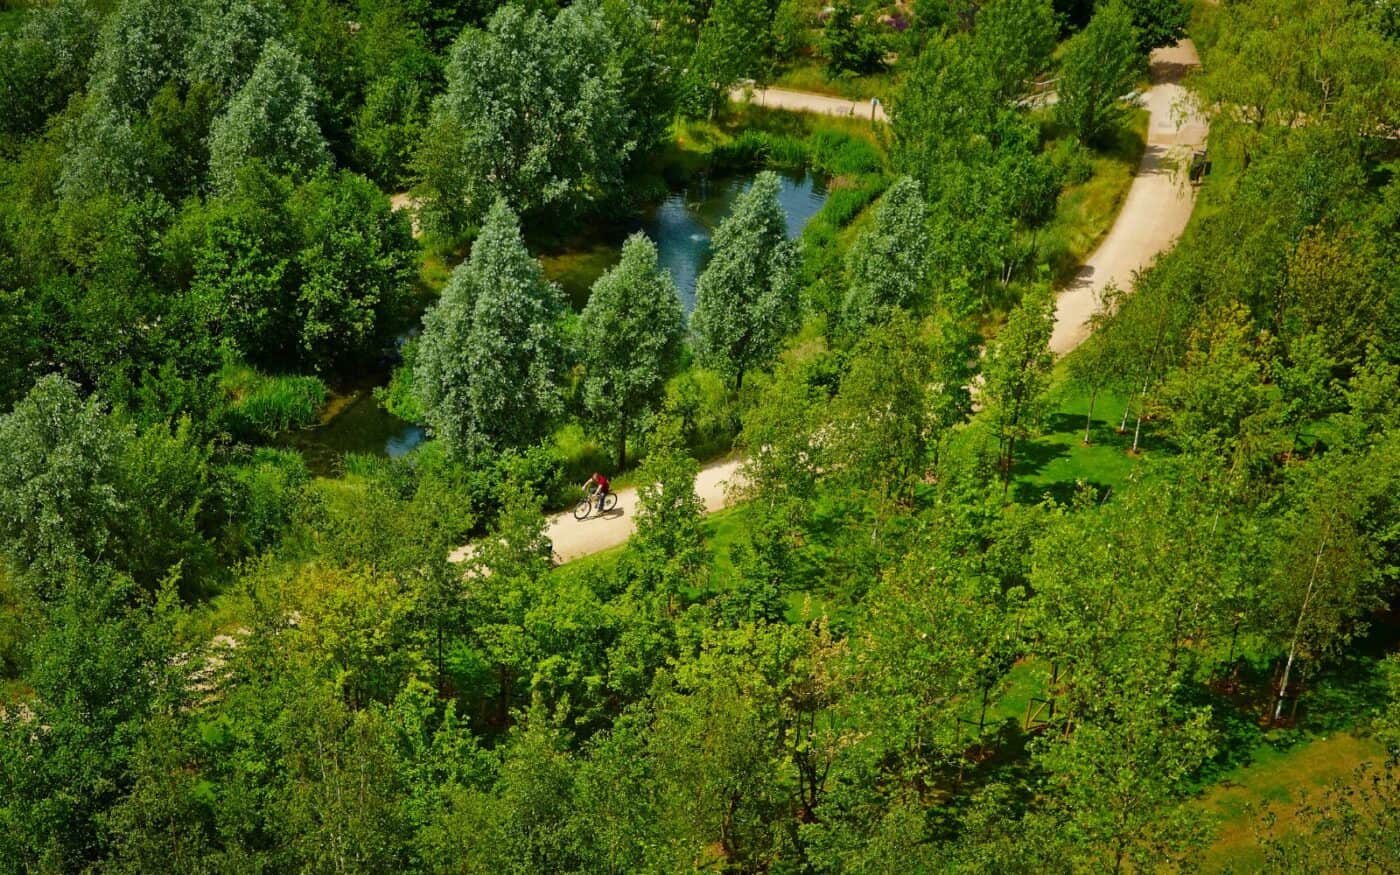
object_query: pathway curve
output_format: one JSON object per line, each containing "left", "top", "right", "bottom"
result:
{"left": 1048, "top": 40, "right": 1208, "bottom": 355}
{"left": 453, "top": 40, "right": 1207, "bottom": 564}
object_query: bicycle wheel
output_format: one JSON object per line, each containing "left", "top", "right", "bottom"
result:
{"left": 572, "top": 498, "right": 592, "bottom": 521}
{"left": 602, "top": 492, "right": 618, "bottom": 513}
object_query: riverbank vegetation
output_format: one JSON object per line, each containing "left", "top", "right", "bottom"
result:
{"left": 4, "top": 0, "right": 1400, "bottom": 870}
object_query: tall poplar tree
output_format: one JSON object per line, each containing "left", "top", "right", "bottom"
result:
{"left": 578, "top": 233, "right": 685, "bottom": 467}
{"left": 414, "top": 199, "right": 566, "bottom": 458}
{"left": 842, "top": 176, "right": 931, "bottom": 331}
{"left": 692, "top": 172, "right": 798, "bottom": 389}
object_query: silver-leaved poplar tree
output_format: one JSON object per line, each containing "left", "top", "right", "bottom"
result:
{"left": 692, "top": 171, "right": 798, "bottom": 390}
{"left": 578, "top": 233, "right": 685, "bottom": 467}
{"left": 207, "top": 41, "right": 330, "bottom": 192}
{"left": 414, "top": 199, "right": 566, "bottom": 459}
{"left": 842, "top": 175, "right": 932, "bottom": 332}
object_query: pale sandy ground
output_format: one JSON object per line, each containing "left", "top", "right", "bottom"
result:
{"left": 1047, "top": 40, "right": 1209, "bottom": 356}
{"left": 448, "top": 460, "right": 745, "bottom": 564}
{"left": 451, "top": 41, "right": 1207, "bottom": 563}
{"left": 729, "top": 85, "right": 890, "bottom": 123}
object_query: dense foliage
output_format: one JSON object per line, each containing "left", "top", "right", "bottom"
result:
{"left": 2, "top": 0, "right": 1399, "bottom": 871}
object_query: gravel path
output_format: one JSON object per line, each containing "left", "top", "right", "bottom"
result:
{"left": 1047, "top": 40, "right": 1209, "bottom": 356}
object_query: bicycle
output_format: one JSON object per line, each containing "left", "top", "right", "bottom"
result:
{"left": 573, "top": 488, "right": 617, "bottom": 521}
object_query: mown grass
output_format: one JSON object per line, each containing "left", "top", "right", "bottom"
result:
{"left": 1195, "top": 732, "right": 1385, "bottom": 871}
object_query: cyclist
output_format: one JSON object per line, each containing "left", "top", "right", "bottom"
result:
{"left": 585, "top": 472, "right": 611, "bottom": 512}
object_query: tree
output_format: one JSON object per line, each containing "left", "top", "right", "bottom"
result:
{"left": 289, "top": 171, "right": 416, "bottom": 370}
{"left": 972, "top": 0, "right": 1057, "bottom": 101}
{"left": 692, "top": 172, "right": 799, "bottom": 389}
{"left": 88, "top": 0, "right": 194, "bottom": 113}
{"left": 1155, "top": 304, "right": 1279, "bottom": 468}
{"left": 187, "top": 167, "right": 298, "bottom": 364}
{"left": 0, "top": 0, "right": 101, "bottom": 144}
{"left": 1055, "top": 0, "right": 1143, "bottom": 146}
{"left": 982, "top": 289, "right": 1054, "bottom": 495}
{"left": 683, "top": 0, "right": 772, "bottom": 116}
{"left": 1122, "top": 0, "right": 1187, "bottom": 53}
{"left": 842, "top": 176, "right": 931, "bottom": 332}
{"left": 414, "top": 199, "right": 567, "bottom": 458}
{"left": 0, "top": 376, "right": 127, "bottom": 592}
{"left": 1032, "top": 701, "right": 1214, "bottom": 873}
{"left": 825, "top": 313, "right": 933, "bottom": 565}
{"left": 0, "top": 376, "right": 214, "bottom": 599}
{"left": 0, "top": 571, "right": 183, "bottom": 872}
{"left": 1189, "top": 0, "right": 1400, "bottom": 168}
{"left": 578, "top": 234, "right": 685, "bottom": 467}
{"left": 416, "top": 1, "right": 633, "bottom": 235}
{"left": 821, "top": 0, "right": 884, "bottom": 78}
{"left": 629, "top": 431, "right": 709, "bottom": 597}
{"left": 185, "top": 0, "right": 285, "bottom": 98}
{"left": 207, "top": 42, "right": 330, "bottom": 192}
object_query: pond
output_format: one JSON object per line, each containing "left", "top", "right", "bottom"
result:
{"left": 278, "top": 387, "right": 426, "bottom": 477}
{"left": 285, "top": 168, "right": 829, "bottom": 475}
{"left": 542, "top": 167, "right": 830, "bottom": 312}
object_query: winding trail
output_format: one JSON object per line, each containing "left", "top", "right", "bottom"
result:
{"left": 1047, "top": 40, "right": 1208, "bottom": 354}
{"left": 452, "top": 40, "right": 1207, "bottom": 565}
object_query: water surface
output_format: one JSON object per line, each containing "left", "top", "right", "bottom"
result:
{"left": 543, "top": 168, "right": 829, "bottom": 312}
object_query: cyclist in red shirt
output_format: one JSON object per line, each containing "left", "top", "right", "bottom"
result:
{"left": 586, "top": 472, "right": 611, "bottom": 512}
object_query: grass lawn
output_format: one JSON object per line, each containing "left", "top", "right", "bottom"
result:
{"left": 1195, "top": 732, "right": 1386, "bottom": 871}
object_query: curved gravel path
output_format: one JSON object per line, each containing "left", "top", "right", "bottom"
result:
{"left": 1047, "top": 40, "right": 1208, "bottom": 355}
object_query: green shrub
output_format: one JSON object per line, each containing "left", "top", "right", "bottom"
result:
{"left": 374, "top": 337, "right": 423, "bottom": 423}
{"left": 219, "top": 360, "right": 328, "bottom": 439}
{"left": 223, "top": 448, "right": 311, "bottom": 554}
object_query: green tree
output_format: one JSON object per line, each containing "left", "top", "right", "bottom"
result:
{"left": 88, "top": 0, "right": 193, "bottom": 113}
{"left": 821, "top": 0, "right": 884, "bottom": 78}
{"left": 1032, "top": 701, "right": 1214, "bottom": 872}
{"left": 289, "top": 171, "right": 416, "bottom": 370}
{"left": 0, "top": 571, "right": 182, "bottom": 872}
{"left": 1055, "top": 0, "right": 1143, "bottom": 146}
{"left": 842, "top": 176, "right": 931, "bottom": 332}
{"left": 0, "top": 0, "right": 100, "bottom": 144}
{"left": 414, "top": 199, "right": 567, "bottom": 458}
{"left": 416, "top": 1, "right": 633, "bottom": 234}
{"left": 683, "top": 0, "right": 772, "bottom": 116}
{"left": 629, "top": 425, "right": 709, "bottom": 589}
{"left": 692, "top": 172, "right": 799, "bottom": 389}
{"left": 578, "top": 233, "right": 685, "bottom": 467}
{"left": 972, "top": 0, "right": 1057, "bottom": 101}
{"left": 207, "top": 42, "right": 330, "bottom": 192}
{"left": 1189, "top": 0, "right": 1400, "bottom": 167}
{"left": 982, "top": 289, "right": 1055, "bottom": 495}
{"left": 1122, "top": 0, "right": 1187, "bottom": 53}
{"left": 185, "top": 0, "right": 285, "bottom": 97}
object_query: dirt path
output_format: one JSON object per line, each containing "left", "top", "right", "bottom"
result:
{"left": 1047, "top": 40, "right": 1208, "bottom": 356}
{"left": 449, "top": 459, "right": 745, "bottom": 564}
{"left": 730, "top": 85, "right": 889, "bottom": 123}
